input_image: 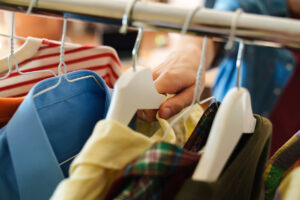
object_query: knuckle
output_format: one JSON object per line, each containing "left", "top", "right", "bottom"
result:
{"left": 162, "top": 71, "right": 177, "bottom": 80}
{"left": 170, "top": 101, "right": 184, "bottom": 112}
{"left": 152, "top": 69, "right": 160, "bottom": 78}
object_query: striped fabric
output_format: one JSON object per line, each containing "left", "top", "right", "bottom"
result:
{"left": 264, "top": 130, "right": 300, "bottom": 200}
{"left": 0, "top": 38, "right": 122, "bottom": 97}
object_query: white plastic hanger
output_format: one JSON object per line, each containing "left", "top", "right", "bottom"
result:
{"left": 0, "top": 12, "right": 55, "bottom": 80}
{"left": 192, "top": 9, "right": 257, "bottom": 182}
{"left": 33, "top": 18, "right": 104, "bottom": 98}
{"left": 105, "top": 0, "right": 164, "bottom": 125}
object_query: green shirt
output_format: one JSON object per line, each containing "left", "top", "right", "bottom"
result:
{"left": 175, "top": 115, "right": 272, "bottom": 200}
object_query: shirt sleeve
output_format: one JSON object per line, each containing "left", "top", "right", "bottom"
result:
{"left": 211, "top": 0, "right": 289, "bottom": 17}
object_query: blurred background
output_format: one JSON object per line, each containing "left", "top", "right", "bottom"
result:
{"left": 0, "top": 0, "right": 216, "bottom": 99}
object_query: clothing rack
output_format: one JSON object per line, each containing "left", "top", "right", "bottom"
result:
{"left": 1, "top": 0, "right": 300, "bottom": 50}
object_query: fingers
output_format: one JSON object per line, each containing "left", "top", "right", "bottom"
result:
{"left": 152, "top": 67, "right": 160, "bottom": 80}
{"left": 154, "top": 70, "right": 196, "bottom": 94}
{"left": 139, "top": 47, "right": 204, "bottom": 122}
{"left": 159, "top": 84, "right": 195, "bottom": 119}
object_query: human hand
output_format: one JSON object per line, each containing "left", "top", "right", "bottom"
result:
{"left": 137, "top": 36, "right": 218, "bottom": 122}
{"left": 137, "top": 41, "right": 205, "bottom": 121}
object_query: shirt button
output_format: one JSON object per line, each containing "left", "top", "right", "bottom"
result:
{"left": 273, "top": 88, "right": 281, "bottom": 96}
{"left": 286, "top": 63, "right": 294, "bottom": 71}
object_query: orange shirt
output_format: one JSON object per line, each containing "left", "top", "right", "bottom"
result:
{"left": 0, "top": 97, "right": 24, "bottom": 128}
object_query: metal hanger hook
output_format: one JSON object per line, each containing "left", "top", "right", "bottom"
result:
{"left": 27, "top": 0, "right": 38, "bottom": 15}
{"left": 33, "top": 17, "right": 68, "bottom": 97}
{"left": 225, "top": 8, "right": 243, "bottom": 50}
{"left": 120, "top": 0, "right": 138, "bottom": 34}
{"left": 33, "top": 17, "right": 104, "bottom": 99}
{"left": 59, "top": 18, "right": 68, "bottom": 76}
{"left": 10, "top": 12, "right": 56, "bottom": 78}
{"left": 132, "top": 26, "right": 143, "bottom": 72}
{"left": 181, "top": 5, "right": 203, "bottom": 35}
{"left": 162, "top": 6, "right": 208, "bottom": 141}
{"left": 236, "top": 40, "right": 245, "bottom": 89}
{"left": 180, "top": 5, "right": 206, "bottom": 103}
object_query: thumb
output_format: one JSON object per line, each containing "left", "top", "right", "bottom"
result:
{"left": 159, "top": 85, "right": 195, "bottom": 119}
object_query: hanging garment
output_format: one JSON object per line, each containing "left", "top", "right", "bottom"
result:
{"left": 269, "top": 52, "right": 300, "bottom": 155}
{"left": 104, "top": 102, "right": 219, "bottom": 200}
{"left": 50, "top": 119, "right": 177, "bottom": 200}
{"left": 160, "top": 102, "right": 220, "bottom": 199}
{"left": 105, "top": 142, "right": 200, "bottom": 200}
{"left": 0, "top": 70, "right": 111, "bottom": 200}
{"left": 135, "top": 102, "right": 204, "bottom": 147}
{"left": 105, "top": 102, "right": 246, "bottom": 199}
{"left": 105, "top": 114, "right": 271, "bottom": 200}
{"left": 0, "top": 37, "right": 122, "bottom": 97}
{"left": 175, "top": 115, "right": 272, "bottom": 200}
{"left": 51, "top": 103, "right": 203, "bottom": 200}
{"left": 0, "top": 96, "right": 24, "bottom": 128}
{"left": 264, "top": 130, "right": 300, "bottom": 200}
{"left": 184, "top": 102, "right": 220, "bottom": 152}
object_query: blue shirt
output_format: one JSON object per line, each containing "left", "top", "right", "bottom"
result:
{"left": 207, "top": 0, "right": 295, "bottom": 116}
{"left": 0, "top": 70, "right": 111, "bottom": 200}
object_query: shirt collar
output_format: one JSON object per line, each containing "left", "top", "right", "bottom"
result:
{"left": 6, "top": 70, "right": 111, "bottom": 200}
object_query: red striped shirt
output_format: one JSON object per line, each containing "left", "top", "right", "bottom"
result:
{"left": 0, "top": 39, "right": 122, "bottom": 97}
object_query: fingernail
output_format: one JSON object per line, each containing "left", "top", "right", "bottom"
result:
{"left": 162, "top": 107, "right": 172, "bottom": 119}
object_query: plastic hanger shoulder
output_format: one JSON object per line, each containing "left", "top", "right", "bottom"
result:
{"left": 192, "top": 87, "right": 256, "bottom": 182}
{"left": 0, "top": 37, "right": 42, "bottom": 74}
{"left": 106, "top": 66, "right": 165, "bottom": 125}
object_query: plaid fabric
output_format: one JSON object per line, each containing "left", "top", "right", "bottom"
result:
{"left": 105, "top": 102, "right": 219, "bottom": 200}
{"left": 157, "top": 102, "right": 220, "bottom": 199}
{"left": 184, "top": 102, "right": 220, "bottom": 152}
{"left": 264, "top": 130, "right": 300, "bottom": 200}
{"left": 105, "top": 142, "right": 200, "bottom": 200}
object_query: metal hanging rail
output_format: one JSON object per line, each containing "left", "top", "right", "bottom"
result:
{"left": 1, "top": 0, "right": 300, "bottom": 49}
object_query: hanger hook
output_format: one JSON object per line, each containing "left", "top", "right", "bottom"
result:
{"left": 10, "top": 12, "right": 57, "bottom": 78}
{"left": 132, "top": 26, "right": 143, "bottom": 72}
{"left": 9, "top": 12, "right": 21, "bottom": 76}
{"left": 195, "top": 36, "right": 207, "bottom": 103}
{"left": 58, "top": 18, "right": 68, "bottom": 76}
{"left": 225, "top": 8, "right": 243, "bottom": 50}
{"left": 33, "top": 17, "right": 104, "bottom": 98}
{"left": 181, "top": 5, "right": 203, "bottom": 35}
{"left": 162, "top": 6, "right": 208, "bottom": 141}
{"left": 180, "top": 5, "right": 206, "bottom": 104}
{"left": 27, "top": 0, "right": 38, "bottom": 15}
{"left": 162, "top": 36, "right": 208, "bottom": 140}
{"left": 120, "top": 0, "right": 138, "bottom": 34}
{"left": 236, "top": 40, "right": 245, "bottom": 89}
